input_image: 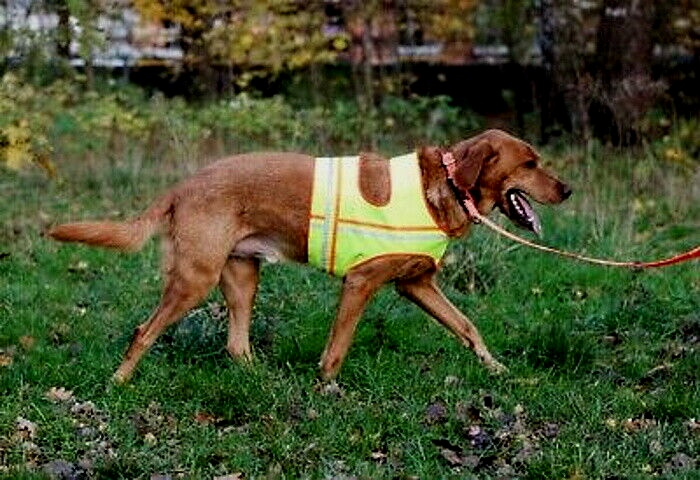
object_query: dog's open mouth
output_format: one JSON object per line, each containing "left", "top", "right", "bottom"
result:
{"left": 505, "top": 189, "right": 542, "bottom": 236}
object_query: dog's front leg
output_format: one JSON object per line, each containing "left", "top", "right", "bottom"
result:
{"left": 396, "top": 274, "right": 506, "bottom": 374}
{"left": 319, "top": 272, "right": 387, "bottom": 380}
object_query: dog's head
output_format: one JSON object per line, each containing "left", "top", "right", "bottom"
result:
{"left": 450, "top": 129, "right": 571, "bottom": 235}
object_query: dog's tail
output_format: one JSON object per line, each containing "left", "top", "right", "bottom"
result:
{"left": 48, "top": 194, "right": 172, "bottom": 252}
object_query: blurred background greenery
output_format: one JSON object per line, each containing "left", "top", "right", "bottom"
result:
{"left": 1, "top": 0, "right": 699, "bottom": 175}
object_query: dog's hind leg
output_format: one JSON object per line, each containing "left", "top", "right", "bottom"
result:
{"left": 219, "top": 257, "right": 260, "bottom": 362}
{"left": 113, "top": 235, "right": 229, "bottom": 384}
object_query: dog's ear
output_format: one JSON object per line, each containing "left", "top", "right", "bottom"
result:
{"left": 452, "top": 139, "right": 496, "bottom": 190}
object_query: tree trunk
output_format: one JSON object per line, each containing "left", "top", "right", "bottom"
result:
{"left": 56, "top": 2, "right": 71, "bottom": 58}
{"left": 537, "top": 0, "right": 556, "bottom": 143}
{"left": 360, "top": 16, "right": 377, "bottom": 149}
{"left": 595, "top": 0, "right": 660, "bottom": 144}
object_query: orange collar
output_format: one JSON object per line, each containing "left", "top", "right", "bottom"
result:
{"left": 440, "top": 151, "right": 481, "bottom": 224}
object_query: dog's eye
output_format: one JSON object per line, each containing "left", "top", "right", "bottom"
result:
{"left": 524, "top": 160, "right": 538, "bottom": 169}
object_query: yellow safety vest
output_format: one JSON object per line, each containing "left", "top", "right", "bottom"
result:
{"left": 308, "top": 152, "right": 450, "bottom": 277}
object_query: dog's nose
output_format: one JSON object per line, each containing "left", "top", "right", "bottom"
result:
{"left": 561, "top": 184, "right": 573, "bottom": 199}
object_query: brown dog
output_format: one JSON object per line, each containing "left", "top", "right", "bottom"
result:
{"left": 49, "top": 129, "right": 571, "bottom": 383}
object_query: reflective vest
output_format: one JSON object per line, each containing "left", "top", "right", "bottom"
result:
{"left": 308, "top": 152, "right": 450, "bottom": 277}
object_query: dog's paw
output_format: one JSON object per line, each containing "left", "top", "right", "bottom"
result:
{"left": 226, "top": 345, "right": 254, "bottom": 364}
{"left": 112, "top": 370, "right": 131, "bottom": 385}
{"left": 486, "top": 359, "right": 508, "bottom": 375}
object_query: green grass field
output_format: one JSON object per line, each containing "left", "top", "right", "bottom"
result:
{"left": 1, "top": 142, "right": 698, "bottom": 479}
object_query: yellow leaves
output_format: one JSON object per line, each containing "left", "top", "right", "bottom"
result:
{"left": 3, "top": 121, "right": 33, "bottom": 170}
{"left": 0, "top": 119, "right": 55, "bottom": 176}
{"left": 239, "top": 32, "right": 255, "bottom": 51}
{"left": 332, "top": 35, "right": 349, "bottom": 51}
{"left": 663, "top": 147, "right": 685, "bottom": 163}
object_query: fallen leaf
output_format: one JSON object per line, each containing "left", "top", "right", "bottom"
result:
{"left": 50, "top": 323, "right": 71, "bottom": 345}
{"left": 213, "top": 474, "right": 244, "bottom": 480}
{"left": 513, "top": 404, "right": 525, "bottom": 417}
{"left": 45, "top": 387, "right": 74, "bottom": 403}
{"left": 150, "top": 474, "right": 172, "bottom": 480}
{"left": 21, "top": 441, "right": 41, "bottom": 463}
{"left": 15, "top": 417, "right": 37, "bottom": 440}
{"left": 144, "top": 432, "right": 157, "bottom": 446}
{"left": 513, "top": 439, "right": 539, "bottom": 463}
{"left": 444, "top": 375, "right": 461, "bottom": 387}
{"left": 664, "top": 452, "right": 696, "bottom": 472}
{"left": 540, "top": 422, "right": 560, "bottom": 439}
{"left": 686, "top": 418, "right": 700, "bottom": 433}
{"left": 438, "top": 446, "right": 465, "bottom": 467}
{"left": 0, "top": 352, "right": 12, "bottom": 367}
{"left": 425, "top": 401, "right": 448, "bottom": 425}
{"left": 370, "top": 451, "right": 387, "bottom": 463}
{"left": 71, "top": 401, "right": 97, "bottom": 417}
{"left": 18, "top": 335, "right": 35, "bottom": 351}
{"left": 465, "top": 425, "right": 492, "bottom": 449}
{"left": 621, "top": 417, "right": 657, "bottom": 433}
{"left": 42, "top": 460, "right": 81, "bottom": 480}
{"left": 194, "top": 411, "right": 220, "bottom": 425}
{"left": 433, "top": 439, "right": 467, "bottom": 467}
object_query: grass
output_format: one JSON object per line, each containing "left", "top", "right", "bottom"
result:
{"left": 1, "top": 138, "right": 698, "bottom": 479}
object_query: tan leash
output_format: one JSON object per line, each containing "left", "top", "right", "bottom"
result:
{"left": 441, "top": 151, "right": 700, "bottom": 269}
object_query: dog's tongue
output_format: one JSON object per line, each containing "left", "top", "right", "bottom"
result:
{"left": 511, "top": 191, "right": 542, "bottom": 236}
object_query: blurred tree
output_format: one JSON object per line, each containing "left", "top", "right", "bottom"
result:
{"left": 538, "top": 1, "right": 593, "bottom": 143}
{"left": 43, "top": 0, "right": 72, "bottom": 58}
{"left": 68, "top": 0, "right": 103, "bottom": 89}
{"left": 133, "top": 0, "right": 338, "bottom": 94}
{"left": 204, "top": 1, "right": 334, "bottom": 89}
{"left": 39, "top": 0, "right": 104, "bottom": 87}
{"left": 477, "top": 0, "right": 537, "bottom": 133}
{"left": 340, "top": 0, "right": 478, "bottom": 147}
{"left": 594, "top": 0, "right": 666, "bottom": 144}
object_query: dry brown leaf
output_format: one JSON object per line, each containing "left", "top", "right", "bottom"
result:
{"left": 149, "top": 474, "right": 172, "bottom": 480}
{"left": 45, "top": 386, "right": 74, "bottom": 403}
{"left": 15, "top": 417, "right": 37, "bottom": 440}
{"left": 438, "top": 446, "right": 465, "bottom": 467}
{"left": 144, "top": 432, "right": 157, "bottom": 446}
{"left": 213, "top": 474, "right": 244, "bottom": 480}
{"left": 0, "top": 353, "right": 12, "bottom": 367}
{"left": 433, "top": 439, "right": 469, "bottom": 467}
{"left": 370, "top": 451, "right": 387, "bottom": 463}
{"left": 194, "top": 411, "right": 220, "bottom": 425}
{"left": 71, "top": 401, "right": 97, "bottom": 417}
{"left": 425, "top": 401, "right": 448, "bottom": 425}
{"left": 19, "top": 335, "right": 36, "bottom": 351}
{"left": 621, "top": 417, "right": 657, "bottom": 433}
